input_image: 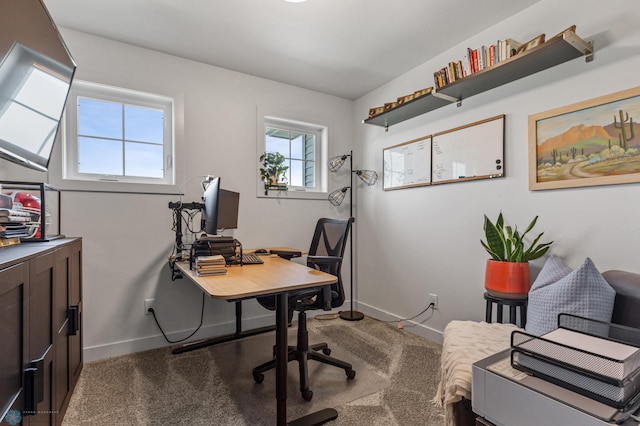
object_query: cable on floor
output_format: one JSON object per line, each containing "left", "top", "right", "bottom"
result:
{"left": 386, "top": 302, "right": 435, "bottom": 328}
{"left": 149, "top": 292, "right": 206, "bottom": 343}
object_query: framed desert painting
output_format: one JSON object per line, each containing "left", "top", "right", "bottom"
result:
{"left": 529, "top": 86, "right": 640, "bottom": 190}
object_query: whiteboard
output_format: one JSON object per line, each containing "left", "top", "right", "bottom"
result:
{"left": 431, "top": 115, "right": 504, "bottom": 184}
{"left": 383, "top": 135, "right": 431, "bottom": 190}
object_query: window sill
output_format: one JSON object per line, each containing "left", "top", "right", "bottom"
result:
{"left": 256, "top": 189, "right": 328, "bottom": 200}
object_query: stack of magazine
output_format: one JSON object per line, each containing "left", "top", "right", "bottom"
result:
{"left": 511, "top": 314, "right": 640, "bottom": 416}
{"left": 195, "top": 255, "right": 227, "bottom": 276}
{"left": 0, "top": 208, "right": 31, "bottom": 239}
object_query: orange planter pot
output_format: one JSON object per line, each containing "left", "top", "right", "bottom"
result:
{"left": 484, "top": 259, "right": 530, "bottom": 299}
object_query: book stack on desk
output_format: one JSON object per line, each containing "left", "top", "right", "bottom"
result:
{"left": 195, "top": 255, "right": 227, "bottom": 276}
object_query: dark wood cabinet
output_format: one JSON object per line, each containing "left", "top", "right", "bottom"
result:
{"left": 0, "top": 239, "right": 82, "bottom": 426}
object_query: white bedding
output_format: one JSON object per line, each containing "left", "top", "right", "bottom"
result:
{"left": 434, "top": 320, "right": 521, "bottom": 426}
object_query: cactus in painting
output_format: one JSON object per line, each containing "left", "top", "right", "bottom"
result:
{"left": 551, "top": 148, "right": 558, "bottom": 165}
{"left": 613, "top": 109, "right": 636, "bottom": 151}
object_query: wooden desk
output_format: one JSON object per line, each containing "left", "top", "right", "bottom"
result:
{"left": 175, "top": 256, "right": 339, "bottom": 426}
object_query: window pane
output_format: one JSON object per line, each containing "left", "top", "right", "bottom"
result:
{"left": 125, "top": 105, "right": 164, "bottom": 143}
{"left": 125, "top": 142, "right": 164, "bottom": 177}
{"left": 289, "top": 159, "right": 304, "bottom": 186}
{"left": 265, "top": 133, "right": 289, "bottom": 155}
{"left": 290, "top": 133, "right": 303, "bottom": 159}
{"left": 78, "top": 98, "right": 123, "bottom": 139}
{"left": 78, "top": 136, "right": 122, "bottom": 175}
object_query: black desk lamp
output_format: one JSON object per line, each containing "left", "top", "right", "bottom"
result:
{"left": 328, "top": 150, "right": 378, "bottom": 321}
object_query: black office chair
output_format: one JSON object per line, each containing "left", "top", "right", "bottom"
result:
{"left": 252, "top": 217, "right": 356, "bottom": 401}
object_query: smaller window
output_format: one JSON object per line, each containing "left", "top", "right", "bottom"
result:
{"left": 63, "top": 81, "right": 174, "bottom": 185}
{"left": 264, "top": 117, "right": 326, "bottom": 192}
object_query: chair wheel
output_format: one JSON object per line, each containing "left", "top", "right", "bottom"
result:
{"left": 253, "top": 373, "right": 264, "bottom": 384}
{"left": 346, "top": 369, "right": 356, "bottom": 380}
{"left": 302, "top": 389, "right": 313, "bottom": 401}
{"left": 322, "top": 348, "right": 331, "bottom": 355}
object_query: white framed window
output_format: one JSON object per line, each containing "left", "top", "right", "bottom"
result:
{"left": 62, "top": 81, "right": 174, "bottom": 185}
{"left": 260, "top": 116, "right": 328, "bottom": 199}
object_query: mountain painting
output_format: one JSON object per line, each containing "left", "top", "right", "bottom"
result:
{"left": 530, "top": 87, "right": 640, "bottom": 189}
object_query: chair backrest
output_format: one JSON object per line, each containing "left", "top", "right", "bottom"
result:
{"left": 307, "top": 217, "right": 353, "bottom": 308}
{"left": 256, "top": 217, "right": 352, "bottom": 313}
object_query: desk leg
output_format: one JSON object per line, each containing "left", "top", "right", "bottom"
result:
{"left": 279, "top": 290, "right": 338, "bottom": 426}
{"left": 275, "top": 293, "right": 288, "bottom": 425}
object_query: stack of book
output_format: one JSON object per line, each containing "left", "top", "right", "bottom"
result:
{"left": 0, "top": 208, "right": 32, "bottom": 238}
{"left": 195, "top": 255, "right": 227, "bottom": 276}
{"left": 433, "top": 38, "right": 522, "bottom": 88}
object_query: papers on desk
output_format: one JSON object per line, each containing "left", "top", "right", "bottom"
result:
{"left": 195, "top": 255, "right": 227, "bottom": 276}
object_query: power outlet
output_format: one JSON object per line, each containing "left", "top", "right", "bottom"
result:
{"left": 428, "top": 293, "right": 438, "bottom": 310}
{"left": 144, "top": 298, "right": 155, "bottom": 315}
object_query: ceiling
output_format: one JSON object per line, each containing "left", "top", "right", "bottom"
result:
{"left": 44, "top": 0, "right": 541, "bottom": 100}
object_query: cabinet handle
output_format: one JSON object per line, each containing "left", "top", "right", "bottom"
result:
{"left": 68, "top": 305, "right": 80, "bottom": 336}
{"left": 24, "top": 352, "right": 47, "bottom": 415}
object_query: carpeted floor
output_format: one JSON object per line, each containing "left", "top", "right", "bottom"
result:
{"left": 62, "top": 316, "right": 444, "bottom": 425}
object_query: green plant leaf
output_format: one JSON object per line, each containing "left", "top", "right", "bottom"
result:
{"left": 481, "top": 213, "right": 552, "bottom": 263}
{"left": 483, "top": 214, "right": 506, "bottom": 260}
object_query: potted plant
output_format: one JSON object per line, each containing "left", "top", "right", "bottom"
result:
{"left": 259, "top": 152, "right": 289, "bottom": 195}
{"left": 480, "top": 212, "right": 553, "bottom": 298}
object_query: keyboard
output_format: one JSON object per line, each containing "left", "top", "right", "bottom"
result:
{"left": 242, "top": 253, "right": 264, "bottom": 265}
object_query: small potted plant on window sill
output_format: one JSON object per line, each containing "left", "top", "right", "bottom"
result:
{"left": 480, "top": 212, "right": 553, "bottom": 298}
{"left": 259, "top": 152, "right": 289, "bottom": 195}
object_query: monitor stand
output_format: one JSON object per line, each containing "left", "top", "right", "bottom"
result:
{"left": 197, "top": 235, "right": 235, "bottom": 243}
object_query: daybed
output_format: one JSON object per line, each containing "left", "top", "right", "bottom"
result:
{"left": 436, "top": 267, "right": 640, "bottom": 426}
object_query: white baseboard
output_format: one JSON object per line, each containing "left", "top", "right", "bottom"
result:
{"left": 83, "top": 301, "right": 444, "bottom": 362}
{"left": 353, "top": 301, "right": 444, "bottom": 345}
{"left": 83, "top": 314, "right": 274, "bottom": 362}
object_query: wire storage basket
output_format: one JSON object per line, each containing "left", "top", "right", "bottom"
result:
{"left": 510, "top": 315, "right": 640, "bottom": 409}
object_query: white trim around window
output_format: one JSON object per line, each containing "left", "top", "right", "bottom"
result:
{"left": 256, "top": 109, "right": 329, "bottom": 200}
{"left": 61, "top": 80, "right": 175, "bottom": 187}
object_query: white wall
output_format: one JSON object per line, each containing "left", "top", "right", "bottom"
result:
{"left": 353, "top": 0, "right": 640, "bottom": 343}
{"left": 1, "top": 30, "right": 355, "bottom": 361}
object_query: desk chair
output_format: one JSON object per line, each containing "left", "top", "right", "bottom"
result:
{"left": 253, "top": 217, "right": 356, "bottom": 401}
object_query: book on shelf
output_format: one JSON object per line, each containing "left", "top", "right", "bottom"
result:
{"left": 433, "top": 35, "right": 527, "bottom": 89}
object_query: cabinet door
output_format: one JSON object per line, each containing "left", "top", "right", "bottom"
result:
{"left": 52, "top": 240, "right": 82, "bottom": 425}
{"left": 53, "top": 245, "right": 70, "bottom": 426}
{"left": 67, "top": 240, "right": 82, "bottom": 390}
{"left": 26, "top": 252, "right": 55, "bottom": 426}
{"left": 0, "top": 262, "right": 28, "bottom": 425}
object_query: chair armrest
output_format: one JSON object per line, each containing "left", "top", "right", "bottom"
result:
{"left": 307, "top": 255, "right": 342, "bottom": 267}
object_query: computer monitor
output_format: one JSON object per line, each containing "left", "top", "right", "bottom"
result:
{"left": 201, "top": 176, "right": 220, "bottom": 235}
{"left": 218, "top": 189, "right": 239, "bottom": 231}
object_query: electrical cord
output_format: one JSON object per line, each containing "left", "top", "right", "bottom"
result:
{"left": 387, "top": 302, "right": 436, "bottom": 324}
{"left": 149, "top": 292, "right": 206, "bottom": 343}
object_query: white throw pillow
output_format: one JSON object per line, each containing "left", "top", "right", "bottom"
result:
{"left": 526, "top": 256, "right": 616, "bottom": 336}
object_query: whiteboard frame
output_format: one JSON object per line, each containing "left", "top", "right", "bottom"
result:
{"left": 382, "top": 135, "right": 432, "bottom": 190}
{"left": 431, "top": 115, "right": 505, "bottom": 185}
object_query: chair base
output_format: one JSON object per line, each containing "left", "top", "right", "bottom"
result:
{"left": 252, "top": 312, "right": 356, "bottom": 401}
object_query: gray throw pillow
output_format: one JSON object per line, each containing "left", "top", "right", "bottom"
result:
{"left": 526, "top": 256, "right": 616, "bottom": 336}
